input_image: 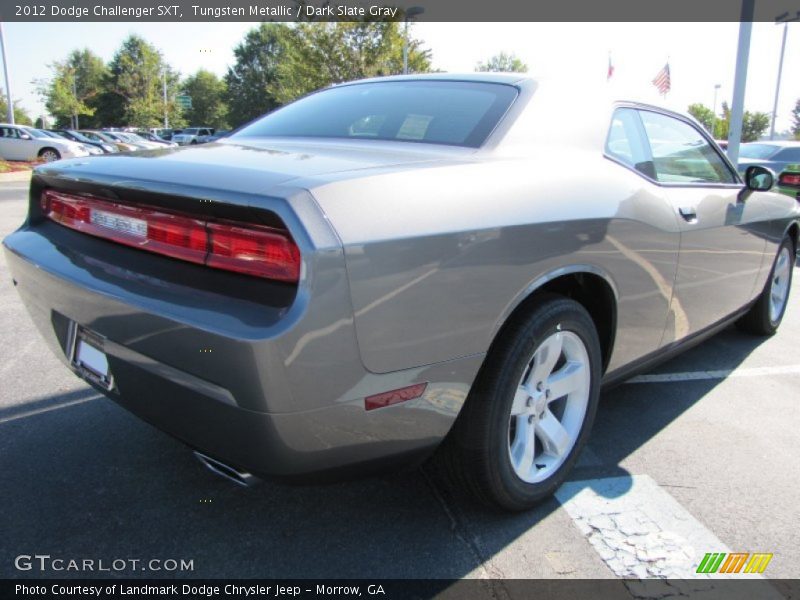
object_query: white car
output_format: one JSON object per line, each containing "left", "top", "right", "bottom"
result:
{"left": 0, "top": 124, "right": 91, "bottom": 162}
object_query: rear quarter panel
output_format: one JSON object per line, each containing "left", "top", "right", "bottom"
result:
{"left": 309, "top": 149, "right": 682, "bottom": 374}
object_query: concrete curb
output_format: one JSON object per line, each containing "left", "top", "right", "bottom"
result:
{"left": 0, "top": 170, "right": 32, "bottom": 183}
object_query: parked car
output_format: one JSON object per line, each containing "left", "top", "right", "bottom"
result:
{"left": 31, "top": 129, "right": 103, "bottom": 155}
{"left": 135, "top": 131, "right": 178, "bottom": 147}
{"left": 78, "top": 130, "right": 139, "bottom": 153}
{"left": 147, "top": 128, "right": 175, "bottom": 140}
{"left": 99, "top": 131, "right": 154, "bottom": 151}
{"left": 3, "top": 75, "right": 798, "bottom": 511}
{"left": 0, "top": 123, "right": 90, "bottom": 162}
{"left": 51, "top": 130, "right": 118, "bottom": 154}
{"left": 172, "top": 127, "right": 215, "bottom": 145}
{"left": 777, "top": 164, "right": 800, "bottom": 200}
{"left": 738, "top": 141, "right": 800, "bottom": 175}
{"left": 206, "top": 129, "right": 230, "bottom": 142}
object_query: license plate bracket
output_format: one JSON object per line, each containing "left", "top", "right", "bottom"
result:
{"left": 68, "top": 323, "right": 114, "bottom": 391}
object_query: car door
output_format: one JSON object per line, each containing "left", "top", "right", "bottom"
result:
{"left": 0, "top": 126, "right": 25, "bottom": 160}
{"left": 637, "top": 108, "right": 766, "bottom": 340}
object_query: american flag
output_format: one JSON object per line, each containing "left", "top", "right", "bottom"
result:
{"left": 652, "top": 63, "right": 671, "bottom": 95}
{"left": 607, "top": 55, "right": 614, "bottom": 80}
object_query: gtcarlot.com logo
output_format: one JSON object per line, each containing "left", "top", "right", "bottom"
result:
{"left": 14, "top": 554, "right": 194, "bottom": 573}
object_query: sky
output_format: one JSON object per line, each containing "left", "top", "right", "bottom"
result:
{"left": 1, "top": 21, "right": 798, "bottom": 133}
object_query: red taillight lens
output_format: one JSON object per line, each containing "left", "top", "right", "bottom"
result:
{"left": 41, "top": 189, "right": 300, "bottom": 282}
{"left": 779, "top": 173, "right": 800, "bottom": 187}
{"left": 208, "top": 223, "right": 300, "bottom": 281}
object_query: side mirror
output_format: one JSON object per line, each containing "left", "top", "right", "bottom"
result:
{"left": 19, "top": 133, "right": 31, "bottom": 140}
{"left": 745, "top": 165, "right": 775, "bottom": 192}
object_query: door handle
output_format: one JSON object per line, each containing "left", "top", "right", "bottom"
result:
{"left": 679, "top": 206, "right": 697, "bottom": 222}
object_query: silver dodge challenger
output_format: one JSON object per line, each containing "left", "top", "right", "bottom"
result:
{"left": 3, "top": 74, "right": 797, "bottom": 510}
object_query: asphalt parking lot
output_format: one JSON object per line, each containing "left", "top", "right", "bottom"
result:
{"left": 0, "top": 178, "right": 798, "bottom": 587}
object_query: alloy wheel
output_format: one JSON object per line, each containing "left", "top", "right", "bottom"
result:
{"left": 769, "top": 246, "right": 792, "bottom": 323}
{"left": 507, "top": 330, "right": 591, "bottom": 483}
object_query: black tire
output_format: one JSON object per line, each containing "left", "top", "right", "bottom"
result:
{"left": 737, "top": 236, "right": 794, "bottom": 336}
{"left": 436, "top": 295, "right": 602, "bottom": 511}
{"left": 38, "top": 147, "right": 61, "bottom": 162}
{"left": 190, "top": 140, "right": 197, "bottom": 145}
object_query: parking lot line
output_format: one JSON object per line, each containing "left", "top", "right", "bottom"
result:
{"left": 555, "top": 475, "right": 781, "bottom": 594}
{"left": 626, "top": 364, "right": 800, "bottom": 384}
{"left": 0, "top": 396, "right": 99, "bottom": 424}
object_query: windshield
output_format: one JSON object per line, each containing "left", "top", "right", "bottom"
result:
{"left": 27, "top": 129, "right": 61, "bottom": 140}
{"left": 233, "top": 81, "right": 519, "bottom": 148}
{"left": 739, "top": 144, "right": 780, "bottom": 160}
{"left": 65, "top": 130, "right": 92, "bottom": 143}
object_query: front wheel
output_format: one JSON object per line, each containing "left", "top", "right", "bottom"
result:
{"left": 438, "top": 296, "right": 602, "bottom": 511}
{"left": 38, "top": 148, "right": 61, "bottom": 162}
{"left": 737, "top": 236, "right": 794, "bottom": 336}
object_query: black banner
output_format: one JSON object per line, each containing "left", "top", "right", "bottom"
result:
{"left": 0, "top": 0, "right": 798, "bottom": 22}
{"left": 3, "top": 579, "right": 800, "bottom": 600}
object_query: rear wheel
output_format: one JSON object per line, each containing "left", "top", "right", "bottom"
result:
{"left": 438, "top": 296, "right": 601, "bottom": 511}
{"left": 38, "top": 148, "right": 60, "bottom": 162}
{"left": 737, "top": 236, "right": 794, "bottom": 336}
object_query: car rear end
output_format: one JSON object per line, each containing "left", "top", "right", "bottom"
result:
{"left": 2, "top": 154, "right": 458, "bottom": 480}
{"left": 777, "top": 164, "right": 800, "bottom": 200}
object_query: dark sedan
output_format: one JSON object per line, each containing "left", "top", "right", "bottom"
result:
{"left": 51, "top": 129, "right": 118, "bottom": 154}
{"left": 738, "top": 141, "right": 800, "bottom": 175}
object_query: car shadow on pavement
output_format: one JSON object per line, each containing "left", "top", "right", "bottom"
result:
{"left": 0, "top": 325, "right": 771, "bottom": 579}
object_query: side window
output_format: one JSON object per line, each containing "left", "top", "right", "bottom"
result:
{"left": 638, "top": 110, "right": 736, "bottom": 184}
{"left": 605, "top": 108, "right": 655, "bottom": 179}
{"left": 775, "top": 148, "right": 800, "bottom": 162}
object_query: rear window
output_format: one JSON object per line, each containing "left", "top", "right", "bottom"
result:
{"left": 233, "top": 81, "right": 518, "bottom": 148}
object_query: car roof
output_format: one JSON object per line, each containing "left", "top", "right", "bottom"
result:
{"left": 743, "top": 141, "right": 800, "bottom": 147}
{"left": 338, "top": 72, "right": 531, "bottom": 88}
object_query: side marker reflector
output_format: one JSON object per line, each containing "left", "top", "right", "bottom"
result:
{"left": 365, "top": 382, "right": 428, "bottom": 411}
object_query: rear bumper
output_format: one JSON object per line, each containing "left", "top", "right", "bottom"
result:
{"left": 3, "top": 218, "right": 481, "bottom": 479}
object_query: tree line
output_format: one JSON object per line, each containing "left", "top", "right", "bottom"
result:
{"left": 37, "top": 22, "right": 432, "bottom": 130}
{"left": 688, "top": 99, "right": 800, "bottom": 142}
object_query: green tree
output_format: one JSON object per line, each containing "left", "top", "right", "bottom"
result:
{"left": 475, "top": 52, "right": 528, "bottom": 73}
{"left": 689, "top": 101, "right": 769, "bottom": 142}
{"left": 37, "top": 49, "right": 109, "bottom": 129}
{"left": 0, "top": 91, "right": 33, "bottom": 125}
{"left": 182, "top": 69, "right": 229, "bottom": 129}
{"left": 107, "top": 35, "right": 184, "bottom": 128}
{"left": 687, "top": 103, "right": 716, "bottom": 134}
{"left": 742, "top": 111, "right": 770, "bottom": 143}
{"left": 791, "top": 98, "right": 800, "bottom": 140}
{"left": 225, "top": 23, "right": 291, "bottom": 126}
{"left": 268, "top": 21, "right": 432, "bottom": 106}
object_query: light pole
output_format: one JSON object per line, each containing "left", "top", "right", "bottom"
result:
{"left": 712, "top": 83, "right": 721, "bottom": 138}
{"left": 770, "top": 12, "right": 799, "bottom": 140}
{"left": 162, "top": 70, "right": 169, "bottom": 129}
{"left": 727, "top": 0, "right": 754, "bottom": 167}
{"left": 72, "top": 71, "right": 79, "bottom": 129}
{"left": 403, "top": 6, "right": 424, "bottom": 75}
{"left": 0, "top": 22, "right": 14, "bottom": 124}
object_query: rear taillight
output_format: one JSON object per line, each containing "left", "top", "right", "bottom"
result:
{"left": 40, "top": 189, "right": 300, "bottom": 282}
{"left": 779, "top": 173, "right": 800, "bottom": 187}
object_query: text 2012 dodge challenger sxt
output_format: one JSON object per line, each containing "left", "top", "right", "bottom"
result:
{"left": 4, "top": 74, "right": 797, "bottom": 510}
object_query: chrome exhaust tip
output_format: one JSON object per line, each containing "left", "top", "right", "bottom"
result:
{"left": 194, "top": 451, "right": 260, "bottom": 488}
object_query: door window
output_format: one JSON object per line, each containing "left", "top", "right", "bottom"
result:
{"left": 605, "top": 108, "right": 656, "bottom": 179}
{"left": 639, "top": 111, "right": 736, "bottom": 184}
